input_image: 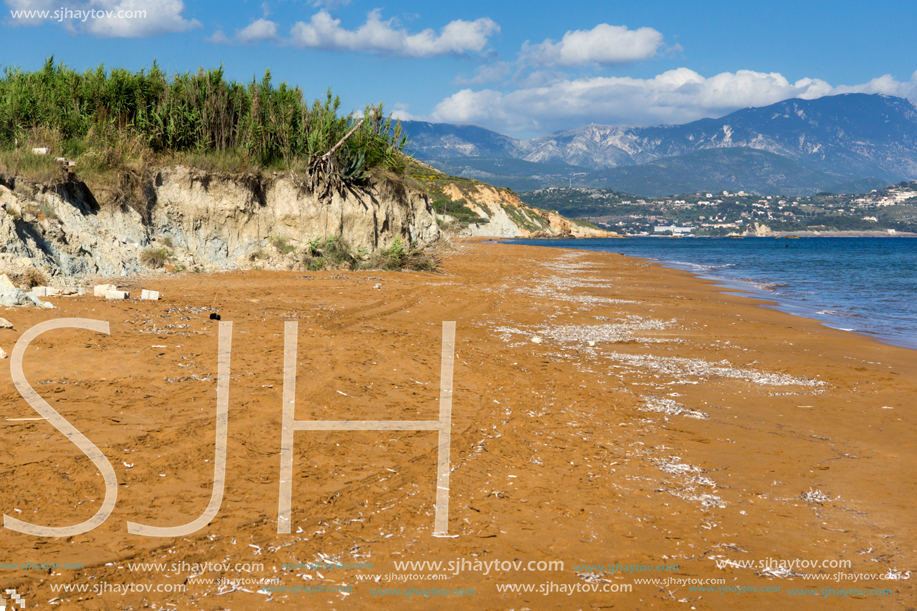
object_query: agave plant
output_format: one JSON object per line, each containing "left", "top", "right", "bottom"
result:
{"left": 338, "top": 147, "right": 367, "bottom": 183}
{"left": 305, "top": 118, "right": 366, "bottom": 199}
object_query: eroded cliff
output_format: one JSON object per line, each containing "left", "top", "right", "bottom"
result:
{"left": 0, "top": 167, "right": 440, "bottom": 280}
{"left": 436, "top": 180, "right": 620, "bottom": 239}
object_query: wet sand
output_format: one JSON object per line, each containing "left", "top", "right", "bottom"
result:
{"left": 1, "top": 239, "right": 915, "bottom": 610}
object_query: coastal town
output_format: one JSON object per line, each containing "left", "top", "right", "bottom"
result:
{"left": 521, "top": 181, "right": 917, "bottom": 236}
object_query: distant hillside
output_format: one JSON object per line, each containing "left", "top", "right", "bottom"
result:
{"left": 400, "top": 121, "right": 523, "bottom": 158}
{"left": 418, "top": 156, "right": 591, "bottom": 192}
{"left": 585, "top": 148, "right": 890, "bottom": 197}
{"left": 401, "top": 93, "right": 917, "bottom": 194}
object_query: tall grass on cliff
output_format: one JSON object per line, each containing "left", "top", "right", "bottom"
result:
{"left": 0, "top": 58, "right": 407, "bottom": 183}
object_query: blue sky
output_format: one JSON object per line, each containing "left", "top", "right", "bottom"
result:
{"left": 2, "top": 0, "right": 916, "bottom": 138}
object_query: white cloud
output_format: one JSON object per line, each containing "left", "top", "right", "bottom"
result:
{"left": 310, "top": 0, "right": 351, "bottom": 8}
{"left": 205, "top": 29, "right": 230, "bottom": 44}
{"left": 206, "top": 18, "right": 279, "bottom": 45}
{"left": 452, "top": 61, "right": 513, "bottom": 86}
{"left": 429, "top": 68, "right": 917, "bottom": 135}
{"left": 5, "top": 0, "right": 200, "bottom": 37}
{"left": 390, "top": 104, "right": 415, "bottom": 121}
{"left": 450, "top": 22, "right": 673, "bottom": 91}
{"left": 236, "top": 18, "right": 278, "bottom": 44}
{"left": 289, "top": 9, "right": 499, "bottom": 57}
{"left": 354, "top": 104, "right": 415, "bottom": 121}
{"left": 833, "top": 71, "right": 917, "bottom": 97}
{"left": 522, "top": 23, "right": 666, "bottom": 66}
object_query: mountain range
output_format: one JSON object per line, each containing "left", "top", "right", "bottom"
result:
{"left": 401, "top": 93, "right": 917, "bottom": 196}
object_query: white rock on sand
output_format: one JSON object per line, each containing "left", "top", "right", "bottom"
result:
{"left": 0, "top": 274, "right": 31, "bottom": 306}
{"left": 25, "top": 292, "right": 54, "bottom": 309}
{"left": 0, "top": 288, "right": 31, "bottom": 307}
{"left": 0, "top": 318, "right": 13, "bottom": 329}
{"left": 94, "top": 284, "right": 117, "bottom": 297}
{"left": 0, "top": 273, "right": 16, "bottom": 291}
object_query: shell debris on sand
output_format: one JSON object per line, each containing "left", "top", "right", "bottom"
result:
{"left": 605, "top": 353, "right": 825, "bottom": 387}
{"left": 509, "top": 253, "right": 639, "bottom": 306}
{"left": 535, "top": 316, "right": 680, "bottom": 344}
{"left": 492, "top": 316, "right": 680, "bottom": 347}
{"left": 756, "top": 566, "right": 801, "bottom": 579}
{"left": 651, "top": 456, "right": 725, "bottom": 508}
{"left": 800, "top": 488, "right": 833, "bottom": 504}
{"left": 642, "top": 396, "right": 709, "bottom": 420}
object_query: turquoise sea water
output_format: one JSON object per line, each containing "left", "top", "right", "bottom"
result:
{"left": 505, "top": 237, "right": 917, "bottom": 350}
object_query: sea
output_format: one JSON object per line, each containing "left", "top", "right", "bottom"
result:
{"left": 505, "top": 236, "right": 917, "bottom": 351}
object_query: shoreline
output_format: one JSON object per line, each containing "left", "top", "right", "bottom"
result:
{"left": 1, "top": 241, "right": 915, "bottom": 609}
{"left": 655, "top": 262, "right": 917, "bottom": 352}
{"left": 501, "top": 235, "right": 917, "bottom": 352}
{"left": 773, "top": 231, "right": 917, "bottom": 238}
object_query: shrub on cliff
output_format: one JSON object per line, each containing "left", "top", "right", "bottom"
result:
{"left": 139, "top": 247, "right": 171, "bottom": 268}
{"left": 0, "top": 58, "right": 407, "bottom": 179}
{"left": 359, "top": 237, "right": 441, "bottom": 272}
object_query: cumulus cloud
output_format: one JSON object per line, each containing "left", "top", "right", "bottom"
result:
{"left": 389, "top": 104, "right": 416, "bottom": 121}
{"left": 452, "top": 61, "right": 514, "bottom": 86}
{"left": 451, "top": 22, "right": 673, "bottom": 91}
{"left": 236, "top": 18, "right": 278, "bottom": 44}
{"left": 5, "top": 0, "right": 200, "bottom": 37}
{"left": 204, "top": 29, "right": 230, "bottom": 44}
{"left": 522, "top": 23, "right": 666, "bottom": 66}
{"left": 833, "top": 71, "right": 917, "bottom": 97}
{"left": 429, "top": 68, "right": 917, "bottom": 135}
{"left": 206, "top": 19, "right": 278, "bottom": 45}
{"left": 310, "top": 0, "right": 351, "bottom": 8}
{"left": 289, "top": 9, "right": 499, "bottom": 57}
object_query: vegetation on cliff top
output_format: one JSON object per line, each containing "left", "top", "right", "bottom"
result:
{"left": 0, "top": 58, "right": 408, "bottom": 213}
{"left": 406, "top": 159, "right": 526, "bottom": 230}
{"left": 0, "top": 58, "right": 405, "bottom": 169}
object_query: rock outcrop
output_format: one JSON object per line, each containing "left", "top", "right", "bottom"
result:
{"left": 437, "top": 181, "right": 620, "bottom": 239}
{"left": 0, "top": 167, "right": 440, "bottom": 281}
{"left": 0, "top": 164, "right": 619, "bottom": 286}
{"left": 745, "top": 222, "right": 775, "bottom": 237}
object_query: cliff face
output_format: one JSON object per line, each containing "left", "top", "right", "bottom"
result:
{"left": 149, "top": 167, "right": 439, "bottom": 261}
{"left": 438, "top": 181, "right": 619, "bottom": 239}
{"left": 745, "top": 222, "right": 775, "bottom": 237}
{"left": 0, "top": 167, "right": 440, "bottom": 280}
{"left": 0, "top": 163, "right": 617, "bottom": 284}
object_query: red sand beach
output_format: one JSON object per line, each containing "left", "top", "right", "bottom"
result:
{"left": 1, "top": 240, "right": 915, "bottom": 609}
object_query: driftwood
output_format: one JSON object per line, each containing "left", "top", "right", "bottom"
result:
{"left": 323, "top": 119, "right": 364, "bottom": 161}
{"left": 308, "top": 119, "right": 365, "bottom": 200}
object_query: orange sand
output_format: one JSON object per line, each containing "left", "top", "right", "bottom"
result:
{"left": 1, "top": 240, "right": 915, "bottom": 609}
